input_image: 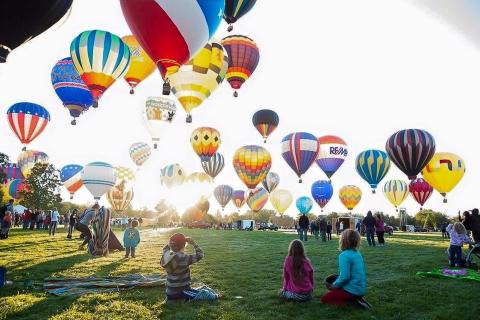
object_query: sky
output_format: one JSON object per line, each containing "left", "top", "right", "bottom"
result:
{"left": 0, "top": 0, "right": 479, "bottom": 217}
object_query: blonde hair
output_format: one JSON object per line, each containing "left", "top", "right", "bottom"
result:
{"left": 453, "top": 222, "right": 467, "bottom": 235}
{"left": 339, "top": 229, "right": 361, "bottom": 251}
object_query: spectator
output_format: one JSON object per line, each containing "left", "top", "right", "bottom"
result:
{"left": 1, "top": 211, "right": 12, "bottom": 239}
{"left": 326, "top": 222, "right": 333, "bottom": 241}
{"left": 67, "top": 209, "right": 77, "bottom": 239}
{"left": 298, "top": 214, "right": 309, "bottom": 241}
{"left": 78, "top": 204, "right": 99, "bottom": 251}
{"left": 49, "top": 208, "right": 60, "bottom": 236}
{"left": 336, "top": 220, "right": 341, "bottom": 235}
{"left": 362, "top": 211, "right": 376, "bottom": 247}
{"left": 36, "top": 209, "right": 43, "bottom": 229}
{"left": 43, "top": 211, "right": 51, "bottom": 230}
{"left": 319, "top": 218, "right": 327, "bottom": 242}
{"left": 374, "top": 214, "right": 386, "bottom": 246}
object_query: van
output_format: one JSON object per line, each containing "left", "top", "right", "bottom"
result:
{"left": 405, "top": 225, "right": 415, "bottom": 232}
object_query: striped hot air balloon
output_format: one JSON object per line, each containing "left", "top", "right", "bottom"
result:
{"left": 107, "top": 184, "right": 134, "bottom": 213}
{"left": 51, "top": 57, "right": 93, "bottom": 125}
{"left": 214, "top": 184, "right": 233, "bottom": 210}
{"left": 311, "top": 180, "right": 333, "bottom": 212}
{"left": 339, "top": 185, "right": 362, "bottom": 211}
{"left": 233, "top": 145, "right": 272, "bottom": 190}
{"left": 201, "top": 153, "right": 225, "bottom": 180}
{"left": 385, "top": 129, "right": 436, "bottom": 180}
{"left": 231, "top": 189, "right": 247, "bottom": 209}
{"left": 7, "top": 102, "right": 50, "bottom": 148}
{"left": 60, "top": 164, "right": 83, "bottom": 199}
{"left": 252, "top": 109, "right": 279, "bottom": 143}
{"left": 190, "top": 127, "right": 221, "bottom": 161}
{"left": 281, "top": 132, "right": 319, "bottom": 183}
{"left": 221, "top": 35, "right": 260, "bottom": 97}
{"left": 355, "top": 150, "right": 391, "bottom": 193}
{"left": 246, "top": 187, "right": 268, "bottom": 212}
{"left": 170, "top": 39, "right": 229, "bottom": 122}
{"left": 7, "top": 179, "right": 27, "bottom": 199}
{"left": 81, "top": 162, "right": 116, "bottom": 201}
{"left": 409, "top": 178, "right": 433, "bottom": 209}
{"left": 120, "top": 0, "right": 225, "bottom": 93}
{"left": 129, "top": 143, "right": 152, "bottom": 168}
{"left": 262, "top": 172, "right": 280, "bottom": 193}
{"left": 1, "top": 163, "right": 24, "bottom": 183}
{"left": 383, "top": 180, "right": 409, "bottom": 210}
{"left": 316, "top": 135, "right": 348, "bottom": 180}
{"left": 70, "top": 30, "right": 131, "bottom": 107}
{"left": 224, "top": 0, "right": 257, "bottom": 31}
{"left": 270, "top": 189, "right": 293, "bottom": 216}
{"left": 17, "top": 150, "right": 49, "bottom": 178}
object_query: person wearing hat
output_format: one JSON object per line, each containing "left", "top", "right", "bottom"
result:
{"left": 161, "top": 233, "right": 216, "bottom": 302}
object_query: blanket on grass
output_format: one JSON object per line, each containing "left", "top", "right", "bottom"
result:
{"left": 44, "top": 274, "right": 166, "bottom": 296}
{"left": 416, "top": 268, "right": 480, "bottom": 282}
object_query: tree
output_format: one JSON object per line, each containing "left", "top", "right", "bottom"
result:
{"left": 0, "top": 152, "right": 10, "bottom": 204}
{"left": 415, "top": 210, "right": 448, "bottom": 228}
{"left": 20, "top": 163, "right": 62, "bottom": 210}
{"left": 58, "top": 201, "right": 88, "bottom": 214}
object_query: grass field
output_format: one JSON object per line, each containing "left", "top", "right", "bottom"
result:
{"left": 0, "top": 227, "right": 479, "bottom": 320}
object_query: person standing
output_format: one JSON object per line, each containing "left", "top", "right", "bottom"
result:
{"left": 362, "top": 211, "right": 376, "bottom": 247}
{"left": 356, "top": 221, "right": 361, "bottom": 233}
{"left": 336, "top": 220, "right": 341, "bottom": 236}
{"left": 1, "top": 211, "right": 12, "bottom": 239}
{"left": 326, "top": 222, "right": 333, "bottom": 241}
{"left": 36, "top": 209, "right": 43, "bottom": 230}
{"left": 49, "top": 209, "right": 60, "bottom": 236}
{"left": 77, "top": 204, "right": 99, "bottom": 251}
{"left": 311, "top": 220, "right": 319, "bottom": 240}
{"left": 470, "top": 208, "right": 480, "bottom": 243}
{"left": 319, "top": 218, "right": 327, "bottom": 242}
{"left": 43, "top": 211, "right": 51, "bottom": 230}
{"left": 123, "top": 219, "right": 140, "bottom": 258}
{"left": 374, "top": 214, "right": 386, "bottom": 246}
{"left": 298, "top": 214, "right": 309, "bottom": 241}
{"left": 67, "top": 209, "right": 77, "bottom": 239}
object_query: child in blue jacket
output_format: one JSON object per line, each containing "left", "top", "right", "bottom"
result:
{"left": 123, "top": 219, "right": 140, "bottom": 258}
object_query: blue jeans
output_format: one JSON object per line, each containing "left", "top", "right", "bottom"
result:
{"left": 299, "top": 228, "right": 308, "bottom": 241}
{"left": 449, "top": 245, "right": 462, "bottom": 266}
{"left": 366, "top": 228, "right": 376, "bottom": 246}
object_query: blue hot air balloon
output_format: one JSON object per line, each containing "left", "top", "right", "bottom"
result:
{"left": 51, "top": 57, "right": 93, "bottom": 125}
{"left": 281, "top": 132, "right": 319, "bottom": 183}
{"left": 311, "top": 180, "right": 333, "bottom": 212}
{"left": 296, "top": 196, "right": 313, "bottom": 215}
{"left": 60, "top": 164, "right": 84, "bottom": 199}
{"left": 356, "top": 150, "right": 391, "bottom": 193}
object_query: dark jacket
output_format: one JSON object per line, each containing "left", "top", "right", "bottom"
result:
{"left": 327, "top": 224, "right": 332, "bottom": 233}
{"left": 299, "top": 215, "right": 309, "bottom": 229}
{"left": 362, "top": 213, "right": 376, "bottom": 230}
{"left": 319, "top": 219, "right": 327, "bottom": 232}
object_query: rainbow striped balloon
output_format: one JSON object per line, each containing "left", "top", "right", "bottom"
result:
{"left": 233, "top": 145, "right": 272, "bottom": 190}
{"left": 246, "top": 187, "right": 269, "bottom": 212}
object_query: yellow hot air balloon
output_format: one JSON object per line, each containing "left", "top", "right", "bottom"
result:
{"left": 169, "top": 39, "right": 229, "bottom": 123}
{"left": 270, "top": 189, "right": 293, "bottom": 216}
{"left": 339, "top": 185, "right": 362, "bottom": 211}
{"left": 190, "top": 127, "right": 221, "bottom": 161}
{"left": 383, "top": 180, "right": 409, "bottom": 209}
{"left": 115, "top": 166, "right": 135, "bottom": 186}
{"left": 233, "top": 145, "right": 272, "bottom": 190}
{"left": 122, "top": 35, "right": 156, "bottom": 94}
{"left": 421, "top": 152, "right": 465, "bottom": 203}
{"left": 107, "top": 183, "right": 134, "bottom": 213}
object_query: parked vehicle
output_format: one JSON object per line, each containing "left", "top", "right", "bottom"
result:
{"left": 258, "top": 222, "right": 278, "bottom": 231}
{"left": 237, "top": 220, "right": 255, "bottom": 231}
{"left": 405, "top": 225, "right": 415, "bottom": 232}
{"left": 385, "top": 225, "right": 394, "bottom": 235}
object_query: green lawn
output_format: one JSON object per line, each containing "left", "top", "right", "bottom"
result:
{"left": 0, "top": 227, "right": 478, "bottom": 320}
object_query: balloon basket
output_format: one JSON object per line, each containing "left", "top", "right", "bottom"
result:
{"left": 92, "top": 100, "right": 98, "bottom": 108}
{"left": 186, "top": 114, "right": 192, "bottom": 123}
{"left": 263, "top": 139, "right": 267, "bottom": 143}
{"left": 227, "top": 24, "right": 233, "bottom": 32}
{"left": 163, "top": 82, "right": 171, "bottom": 95}
{"left": 443, "top": 198, "right": 448, "bottom": 203}
{"left": 298, "top": 178, "right": 302, "bottom": 183}
{"left": 372, "top": 189, "right": 376, "bottom": 194}
{"left": 130, "top": 88, "right": 134, "bottom": 95}
{"left": 154, "top": 143, "right": 158, "bottom": 149}
{"left": 233, "top": 91, "right": 238, "bottom": 98}
{"left": 71, "top": 119, "right": 76, "bottom": 125}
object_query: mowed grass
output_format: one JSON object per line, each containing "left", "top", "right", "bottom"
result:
{"left": 0, "top": 227, "right": 479, "bottom": 320}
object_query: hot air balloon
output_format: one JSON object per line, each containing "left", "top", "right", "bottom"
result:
{"left": 409, "top": 178, "right": 433, "bottom": 209}
{"left": 421, "top": 152, "right": 465, "bottom": 203}
{"left": 129, "top": 143, "right": 151, "bottom": 168}
{"left": 160, "top": 164, "right": 187, "bottom": 188}
{"left": 252, "top": 109, "right": 279, "bottom": 143}
{"left": 339, "top": 185, "right": 362, "bottom": 211}
{"left": 0, "top": 0, "right": 73, "bottom": 63}
{"left": 60, "top": 164, "right": 83, "bottom": 199}
{"left": 107, "top": 184, "right": 134, "bottom": 213}
{"left": 144, "top": 97, "right": 176, "bottom": 149}
{"left": 81, "top": 162, "right": 116, "bottom": 201}
{"left": 201, "top": 153, "right": 225, "bottom": 180}
{"left": 356, "top": 150, "right": 391, "bottom": 193}
{"left": 316, "top": 135, "right": 348, "bottom": 180}
{"left": 170, "top": 39, "right": 229, "bottom": 122}
{"left": 262, "top": 172, "right": 280, "bottom": 193}
{"left": 185, "top": 172, "right": 214, "bottom": 203}
{"left": 221, "top": 35, "right": 260, "bottom": 97}
{"left": 7, "top": 103, "right": 50, "bottom": 148}
{"left": 121, "top": 35, "right": 156, "bottom": 94}
{"left": 51, "top": 57, "right": 93, "bottom": 125}
{"left": 6, "top": 179, "right": 27, "bottom": 199}
{"left": 233, "top": 145, "right": 272, "bottom": 190}
{"left": 296, "top": 197, "right": 313, "bottom": 215}
{"left": 246, "top": 187, "right": 269, "bottom": 212}
{"left": 190, "top": 127, "right": 221, "bottom": 161}
{"left": 1, "top": 163, "right": 24, "bottom": 183}
{"left": 224, "top": 0, "right": 257, "bottom": 32}
{"left": 70, "top": 30, "right": 131, "bottom": 107}
{"left": 311, "top": 180, "right": 333, "bottom": 212}
{"left": 17, "top": 150, "right": 49, "bottom": 178}
{"left": 383, "top": 180, "right": 409, "bottom": 210}
{"left": 120, "top": 0, "right": 225, "bottom": 94}
{"left": 270, "top": 189, "right": 293, "bottom": 216}
{"left": 231, "top": 190, "right": 247, "bottom": 209}
{"left": 281, "top": 132, "right": 319, "bottom": 183}
{"left": 214, "top": 184, "right": 234, "bottom": 210}
{"left": 115, "top": 167, "right": 135, "bottom": 186}
{"left": 386, "top": 129, "right": 436, "bottom": 180}
{"left": 186, "top": 172, "right": 213, "bottom": 184}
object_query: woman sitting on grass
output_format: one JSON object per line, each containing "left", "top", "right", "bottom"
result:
{"left": 321, "top": 229, "right": 371, "bottom": 309}
{"left": 279, "top": 239, "right": 314, "bottom": 302}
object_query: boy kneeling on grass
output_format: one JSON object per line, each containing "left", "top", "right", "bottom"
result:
{"left": 161, "top": 233, "right": 218, "bottom": 303}
{"left": 321, "top": 229, "right": 371, "bottom": 309}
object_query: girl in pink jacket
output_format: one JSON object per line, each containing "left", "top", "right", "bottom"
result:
{"left": 279, "top": 239, "right": 314, "bottom": 302}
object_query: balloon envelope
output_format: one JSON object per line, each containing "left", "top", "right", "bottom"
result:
{"left": 316, "top": 135, "right": 348, "bottom": 179}
{"left": 339, "top": 185, "right": 362, "bottom": 211}
{"left": 270, "top": 189, "right": 293, "bottom": 215}
{"left": 60, "top": 164, "right": 83, "bottom": 198}
{"left": 17, "top": 150, "right": 49, "bottom": 178}
{"left": 383, "top": 180, "right": 409, "bottom": 208}
{"left": 252, "top": 109, "right": 279, "bottom": 142}
{"left": 409, "top": 178, "right": 433, "bottom": 207}
{"left": 311, "top": 180, "right": 333, "bottom": 210}
{"left": 201, "top": 153, "right": 225, "bottom": 180}
{"left": 262, "top": 172, "right": 280, "bottom": 193}
{"left": 224, "top": 0, "right": 257, "bottom": 28}
{"left": 246, "top": 187, "right": 269, "bottom": 212}
{"left": 190, "top": 127, "right": 221, "bottom": 161}
{"left": 1, "top": 163, "right": 24, "bottom": 183}
{"left": 122, "top": 35, "right": 156, "bottom": 93}
{"left": 233, "top": 145, "right": 272, "bottom": 189}
{"left": 281, "top": 132, "right": 319, "bottom": 182}
{"left": 107, "top": 184, "right": 134, "bottom": 213}
{"left": 214, "top": 184, "right": 234, "bottom": 209}
{"left": 355, "top": 150, "right": 390, "bottom": 192}
{"left": 129, "top": 142, "right": 152, "bottom": 167}
{"left": 7, "top": 102, "right": 50, "bottom": 146}
{"left": 160, "top": 164, "right": 186, "bottom": 188}
{"left": 81, "top": 162, "right": 116, "bottom": 200}
{"left": 231, "top": 190, "right": 247, "bottom": 209}
{"left": 296, "top": 196, "right": 313, "bottom": 215}
{"left": 144, "top": 97, "right": 176, "bottom": 148}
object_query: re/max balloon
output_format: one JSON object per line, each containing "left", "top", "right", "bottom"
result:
{"left": 311, "top": 180, "right": 333, "bottom": 211}
{"left": 356, "top": 150, "right": 390, "bottom": 193}
{"left": 296, "top": 196, "right": 313, "bottom": 215}
{"left": 316, "top": 135, "right": 348, "bottom": 180}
